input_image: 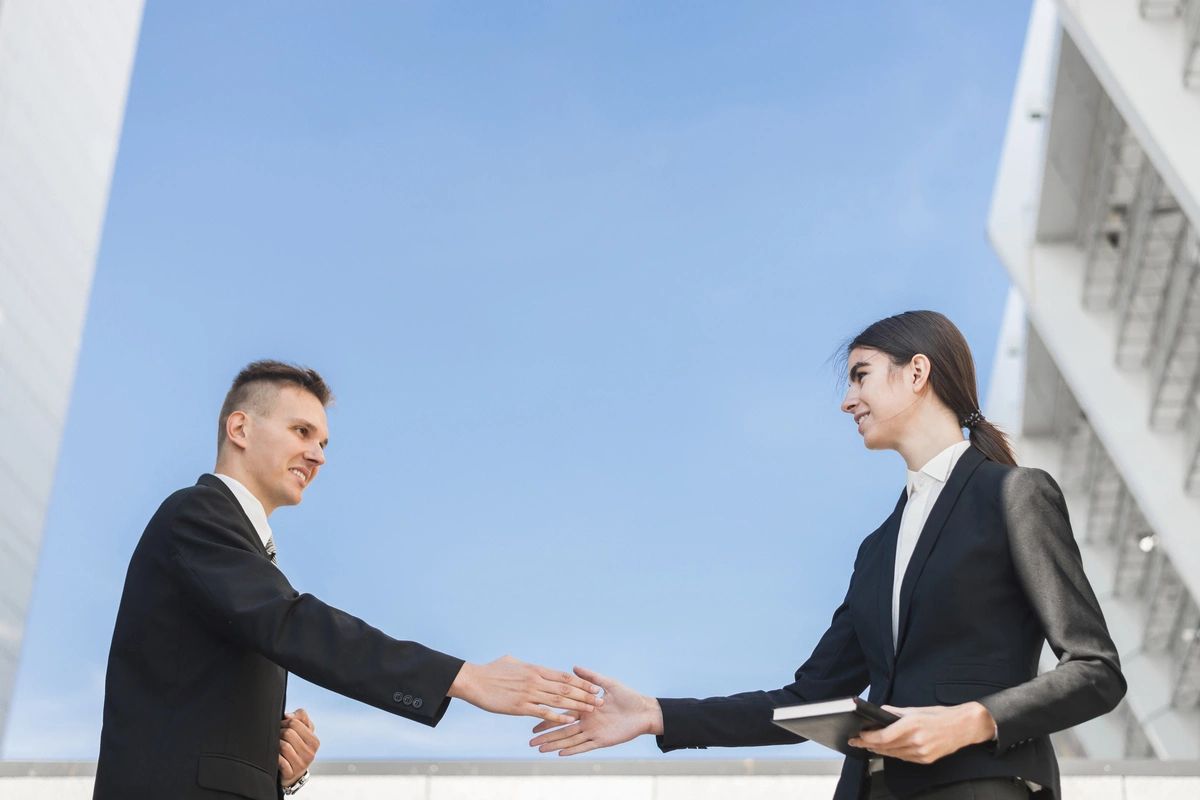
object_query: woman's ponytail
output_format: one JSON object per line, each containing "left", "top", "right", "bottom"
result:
{"left": 965, "top": 417, "right": 1017, "bottom": 467}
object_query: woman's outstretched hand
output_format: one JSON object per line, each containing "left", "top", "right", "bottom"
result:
{"left": 529, "top": 666, "right": 664, "bottom": 756}
{"left": 847, "top": 702, "right": 997, "bottom": 764}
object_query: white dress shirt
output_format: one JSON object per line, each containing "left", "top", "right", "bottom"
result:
{"left": 870, "top": 439, "right": 973, "bottom": 777}
{"left": 214, "top": 473, "right": 275, "bottom": 556}
{"left": 892, "top": 439, "right": 972, "bottom": 650}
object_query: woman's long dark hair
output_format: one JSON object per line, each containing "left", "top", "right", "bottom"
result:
{"left": 846, "top": 310, "right": 1017, "bottom": 466}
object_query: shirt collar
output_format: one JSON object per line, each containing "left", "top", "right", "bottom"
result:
{"left": 214, "top": 473, "right": 273, "bottom": 551}
{"left": 906, "top": 439, "right": 972, "bottom": 497}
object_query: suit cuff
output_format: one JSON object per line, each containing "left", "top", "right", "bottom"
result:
{"left": 655, "top": 698, "right": 708, "bottom": 752}
{"left": 390, "top": 652, "right": 465, "bottom": 727}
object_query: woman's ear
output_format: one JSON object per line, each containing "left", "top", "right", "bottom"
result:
{"left": 910, "top": 354, "right": 931, "bottom": 393}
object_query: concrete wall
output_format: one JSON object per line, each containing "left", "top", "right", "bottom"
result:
{"left": 0, "top": 0, "right": 143, "bottom": 745}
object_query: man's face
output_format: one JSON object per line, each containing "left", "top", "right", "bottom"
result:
{"left": 240, "top": 385, "right": 329, "bottom": 513}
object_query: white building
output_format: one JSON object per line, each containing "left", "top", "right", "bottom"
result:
{"left": 987, "top": 0, "right": 1200, "bottom": 759}
{"left": 0, "top": 0, "right": 143, "bottom": 746}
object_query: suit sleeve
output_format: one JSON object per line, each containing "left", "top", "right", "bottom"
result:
{"left": 165, "top": 487, "right": 465, "bottom": 726}
{"left": 656, "top": 536, "right": 874, "bottom": 751}
{"left": 978, "top": 468, "right": 1126, "bottom": 752}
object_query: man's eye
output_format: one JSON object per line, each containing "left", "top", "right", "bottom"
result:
{"left": 296, "top": 427, "right": 307, "bottom": 436}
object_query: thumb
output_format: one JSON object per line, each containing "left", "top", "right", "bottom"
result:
{"left": 574, "top": 665, "right": 617, "bottom": 691}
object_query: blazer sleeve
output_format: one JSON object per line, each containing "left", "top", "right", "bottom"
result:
{"left": 165, "top": 486, "right": 465, "bottom": 726}
{"left": 978, "top": 468, "right": 1126, "bottom": 752}
{"left": 656, "top": 536, "right": 874, "bottom": 752}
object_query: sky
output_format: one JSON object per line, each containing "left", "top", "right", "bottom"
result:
{"left": 5, "top": 1, "right": 1029, "bottom": 761}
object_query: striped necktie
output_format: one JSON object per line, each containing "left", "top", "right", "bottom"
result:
{"left": 265, "top": 535, "right": 277, "bottom": 566}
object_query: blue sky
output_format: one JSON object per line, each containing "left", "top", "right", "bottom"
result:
{"left": 5, "top": 1, "right": 1028, "bottom": 760}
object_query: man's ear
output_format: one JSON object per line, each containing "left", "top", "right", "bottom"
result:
{"left": 225, "top": 411, "right": 251, "bottom": 451}
{"left": 909, "top": 354, "right": 931, "bottom": 393}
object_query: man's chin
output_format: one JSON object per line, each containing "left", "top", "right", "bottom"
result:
{"left": 274, "top": 488, "right": 305, "bottom": 508}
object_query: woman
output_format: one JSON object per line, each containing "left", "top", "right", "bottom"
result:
{"left": 531, "top": 311, "right": 1124, "bottom": 800}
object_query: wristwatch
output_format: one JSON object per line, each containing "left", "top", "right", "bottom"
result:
{"left": 282, "top": 770, "right": 309, "bottom": 795}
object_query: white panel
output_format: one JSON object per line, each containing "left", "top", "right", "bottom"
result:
{"left": 0, "top": 779, "right": 93, "bottom": 800}
{"left": 656, "top": 776, "right": 840, "bottom": 800}
{"left": 429, "top": 777, "right": 654, "bottom": 800}
{"left": 0, "top": 0, "right": 144, "bottom": 745}
{"left": 300, "top": 776, "right": 427, "bottom": 800}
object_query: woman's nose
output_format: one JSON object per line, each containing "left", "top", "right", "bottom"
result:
{"left": 841, "top": 391, "right": 857, "bottom": 415}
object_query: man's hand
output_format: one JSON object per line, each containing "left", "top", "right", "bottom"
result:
{"left": 529, "top": 666, "right": 662, "bottom": 756}
{"left": 279, "top": 709, "right": 320, "bottom": 787}
{"left": 848, "top": 702, "right": 996, "bottom": 765}
{"left": 448, "top": 655, "right": 603, "bottom": 725}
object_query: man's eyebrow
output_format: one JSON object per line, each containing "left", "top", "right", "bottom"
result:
{"left": 288, "top": 417, "right": 329, "bottom": 445}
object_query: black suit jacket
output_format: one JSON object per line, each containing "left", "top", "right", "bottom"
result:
{"left": 656, "top": 447, "right": 1125, "bottom": 800}
{"left": 94, "top": 475, "right": 465, "bottom": 800}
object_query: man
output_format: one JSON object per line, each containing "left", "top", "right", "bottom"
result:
{"left": 94, "top": 361, "right": 599, "bottom": 799}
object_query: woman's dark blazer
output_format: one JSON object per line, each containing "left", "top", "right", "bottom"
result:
{"left": 655, "top": 445, "right": 1125, "bottom": 800}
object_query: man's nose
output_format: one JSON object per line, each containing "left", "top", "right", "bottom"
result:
{"left": 308, "top": 447, "right": 326, "bottom": 466}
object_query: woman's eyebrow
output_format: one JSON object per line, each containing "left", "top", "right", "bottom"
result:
{"left": 849, "top": 360, "right": 870, "bottom": 380}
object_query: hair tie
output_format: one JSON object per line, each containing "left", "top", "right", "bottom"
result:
{"left": 961, "top": 410, "right": 983, "bottom": 429}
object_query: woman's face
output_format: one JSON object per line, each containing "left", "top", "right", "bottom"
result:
{"left": 841, "top": 347, "right": 920, "bottom": 451}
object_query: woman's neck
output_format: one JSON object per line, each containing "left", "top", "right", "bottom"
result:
{"left": 895, "top": 413, "right": 967, "bottom": 472}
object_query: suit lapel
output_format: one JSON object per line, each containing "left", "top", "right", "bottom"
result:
{"left": 197, "top": 473, "right": 271, "bottom": 559}
{"left": 894, "top": 446, "right": 986, "bottom": 655}
{"left": 877, "top": 489, "right": 908, "bottom": 673}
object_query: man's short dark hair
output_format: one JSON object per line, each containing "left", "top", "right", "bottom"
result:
{"left": 217, "top": 360, "right": 335, "bottom": 449}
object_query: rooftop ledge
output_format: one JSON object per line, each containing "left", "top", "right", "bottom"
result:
{"left": 2, "top": 759, "right": 1199, "bottom": 778}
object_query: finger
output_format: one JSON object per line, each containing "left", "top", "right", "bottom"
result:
{"left": 282, "top": 728, "right": 305, "bottom": 749}
{"left": 535, "top": 691, "right": 602, "bottom": 715}
{"left": 292, "top": 708, "right": 314, "bottom": 731}
{"left": 560, "top": 740, "right": 602, "bottom": 757}
{"left": 278, "top": 754, "right": 291, "bottom": 778}
{"left": 539, "top": 730, "right": 591, "bottom": 753}
{"left": 856, "top": 729, "right": 886, "bottom": 745}
{"left": 880, "top": 705, "right": 911, "bottom": 716}
{"left": 541, "top": 668, "right": 601, "bottom": 698}
{"left": 530, "top": 722, "right": 580, "bottom": 747}
{"left": 286, "top": 721, "right": 320, "bottom": 750}
{"left": 279, "top": 740, "right": 300, "bottom": 766}
{"left": 283, "top": 732, "right": 316, "bottom": 763}
{"left": 532, "top": 716, "right": 575, "bottom": 735}
{"left": 530, "top": 704, "right": 576, "bottom": 725}
{"left": 540, "top": 680, "right": 604, "bottom": 708}
{"left": 572, "top": 666, "right": 616, "bottom": 692}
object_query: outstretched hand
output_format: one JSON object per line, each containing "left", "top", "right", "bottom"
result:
{"left": 529, "top": 666, "right": 663, "bottom": 756}
{"left": 448, "top": 655, "right": 602, "bottom": 725}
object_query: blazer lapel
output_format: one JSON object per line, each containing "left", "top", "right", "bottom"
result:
{"left": 877, "top": 489, "right": 908, "bottom": 673}
{"left": 196, "top": 473, "right": 271, "bottom": 559}
{"left": 894, "top": 446, "right": 986, "bottom": 655}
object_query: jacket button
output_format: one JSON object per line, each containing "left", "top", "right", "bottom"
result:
{"left": 403, "top": 694, "right": 414, "bottom": 705}
{"left": 413, "top": 698, "right": 423, "bottom": 709}
{"left": 393, "top": 692, "right": 404, "bottom": 703}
